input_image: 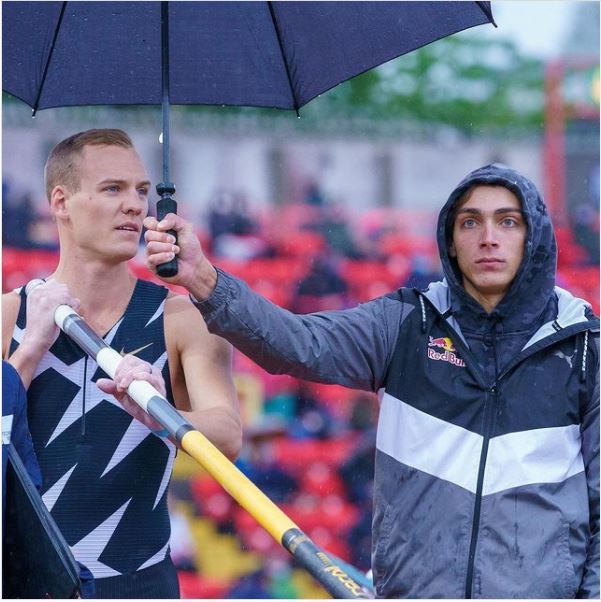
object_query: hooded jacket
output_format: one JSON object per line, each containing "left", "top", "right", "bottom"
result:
{"left": 194, "top": 164, "right": 599, "bottom": 598}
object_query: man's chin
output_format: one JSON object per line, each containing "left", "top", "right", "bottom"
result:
{"left": 464, "top": 276, "right": 512, "bottom": 300}
{"left": 104, "top": 247, "right": 139, "bottom": 265}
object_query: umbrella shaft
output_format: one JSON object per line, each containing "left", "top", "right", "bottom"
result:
{"left": 161, "top": 1, "right": 170, "bottom": 184}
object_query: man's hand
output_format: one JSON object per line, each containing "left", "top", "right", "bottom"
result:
{"left": 21, "top": 279, "right": 80, "bottom": 356}
{"left": 144, "top": 213, "right": 218, "bottom": 300}
{"left": 96, "top": 354, "right": 165, "bottom": 433}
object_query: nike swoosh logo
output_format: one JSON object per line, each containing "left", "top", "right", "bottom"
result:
{"left": 119, "top": 342, "right": 154, "bottom": 357}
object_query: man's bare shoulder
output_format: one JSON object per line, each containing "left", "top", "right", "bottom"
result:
{"left": 163, "top": 290, "right": 232, "bottom": 367}
{"left": 164, "top": 291, "right": 210, "bottom": 334}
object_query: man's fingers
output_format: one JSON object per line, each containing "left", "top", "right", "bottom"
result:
{"left": 144, "top": 229, "right": 177, "bottom": 245}
{"left": 145, "top": 213, "right": 181, "bottom": 232}
{"left": 147, "top": 251, "right": 177, "bottom": 271}
{"left": 143, "top": 216, "right": 158, "bottom": 230}
{"left": 96, "top": 378, "right": 116, "bottom": 395}
{"left": 146, "top": 240, "right": 179, "bottom": 255}
{"left": 156, "top": 213, "right": 182, "bottom": 232}
{"left": 29, "top": 280, "right": 80, "bottom": 311}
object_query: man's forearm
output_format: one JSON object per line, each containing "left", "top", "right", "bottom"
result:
{"left": 7, "top": 343, "right": 46, "bottom": 389}
{"left": 188, "top": 262, "right": 218, "bottom": 303}
{"left": 192, "top": 269, "right": 404, "bottom": 391}
{"left": 180, "top": 405, "right": 242, "bottom": 461}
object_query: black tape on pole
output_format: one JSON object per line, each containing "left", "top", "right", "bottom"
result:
{"left": 282, "top": 528, "right": 371, "bottom": 599}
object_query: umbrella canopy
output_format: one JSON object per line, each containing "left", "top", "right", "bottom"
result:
{"left": 3, "top": 1, "right": 494, "bottom": 276}
{"left": 3, "top": 1, "right": 494, "bottom": 113}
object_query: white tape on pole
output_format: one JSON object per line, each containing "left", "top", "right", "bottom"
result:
{"left": 54, "top": 304, "right": 78, "bottom": 330}
{"left": 26, "top": 279, "right": 162, "bottom": 414}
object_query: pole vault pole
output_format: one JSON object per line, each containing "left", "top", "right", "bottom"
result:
{"left": 25, "top": 280, "right": 371, "bottom": 600}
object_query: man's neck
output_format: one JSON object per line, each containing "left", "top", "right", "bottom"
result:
{"left": 50, "top": 253, "right": 137, "bottom": 332}
{"left": 462, "top": 281, "right": 504, "bottom": 314}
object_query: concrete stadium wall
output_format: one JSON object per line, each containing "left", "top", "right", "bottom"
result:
{"left": 3, "top": 115, "right": 542, "bottom": 216}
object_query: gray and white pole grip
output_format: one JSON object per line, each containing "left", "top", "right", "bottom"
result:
{"left": 24, "top": 279, "right": 190, "bottom": 439}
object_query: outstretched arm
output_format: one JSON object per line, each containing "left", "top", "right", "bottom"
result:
{"left": 144, "top": 214, "right": 410, "bottom": 392}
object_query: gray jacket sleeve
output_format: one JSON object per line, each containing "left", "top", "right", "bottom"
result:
{"left": 193, "top": 268, "right": 413, "bottom": 392}
{"left": 579, "top": 334, "right": 599, "bottom": 599}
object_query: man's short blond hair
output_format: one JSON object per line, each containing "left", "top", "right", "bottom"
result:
{"left": 44, "top": 129, "right": 134, "bottom": 201}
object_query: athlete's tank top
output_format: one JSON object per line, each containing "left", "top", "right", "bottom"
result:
{"left": 9, "top": 279, "right": 177, "bottom": 579}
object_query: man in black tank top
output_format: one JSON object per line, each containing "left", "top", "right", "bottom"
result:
{"left": 2, "top": 129, "right": 241, "bottom": 598}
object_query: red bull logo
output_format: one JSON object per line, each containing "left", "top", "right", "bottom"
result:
{"left": 428, "top": 336, "right": 456, "bottom": 352}
{"left": 428, "top": 336, "right": 465, "bottom": 367}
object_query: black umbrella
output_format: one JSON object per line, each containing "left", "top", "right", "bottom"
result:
{"left": 3, "top": 1, "right": 495, "bottom": 275}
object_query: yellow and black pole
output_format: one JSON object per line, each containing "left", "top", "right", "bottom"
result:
{"left": 25, "top": 280, "right": 371, "bottom": 599}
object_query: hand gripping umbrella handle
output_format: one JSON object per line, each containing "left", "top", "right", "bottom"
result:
{"left": 156, "top": 182, "right": 178, "bottom": 278}
{"left": 25, "top": 280, "right": 371, "bottom": 599}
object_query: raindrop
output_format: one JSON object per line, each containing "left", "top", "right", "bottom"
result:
{"left": 159, "top": 132, "right": 163, "bottom": 144}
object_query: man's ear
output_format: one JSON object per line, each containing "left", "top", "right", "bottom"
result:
{"left": 49, "top": 186, "right": 69, "bottom": 222}
{"left": 449, "top": 241, "right": 457, "bottom": 258}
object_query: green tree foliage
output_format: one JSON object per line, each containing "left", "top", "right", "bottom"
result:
{"left": 319, "top": 34, "right": 545, "bottom": 132}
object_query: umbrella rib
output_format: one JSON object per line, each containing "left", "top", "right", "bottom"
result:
{"left": 266, "top": 1, "right": 300, "bottom": 116}
{"left": 475, "top": 2, "right": 497, "bottom": 27}
{"left": 32, "top": 1, "right": 68, "bottom": 116}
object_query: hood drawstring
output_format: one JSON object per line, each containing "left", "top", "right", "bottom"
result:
{"left": 580, "top": 330, "right": 589, "bottom": 383}
{"left": 419, "top": 295, "right": 427, "bottom": 334}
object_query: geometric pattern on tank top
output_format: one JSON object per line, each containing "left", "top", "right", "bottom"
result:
{"left": 9, "top": 279, "right": 178, "bottom": 578}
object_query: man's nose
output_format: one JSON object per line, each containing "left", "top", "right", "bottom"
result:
{"left": 480, "top": 221, "right": 498, "bottom": 246}
{"left": 123, "top": 190, "right": 145, "bottom": 214}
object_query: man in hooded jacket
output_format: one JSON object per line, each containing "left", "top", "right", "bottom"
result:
{"left": 144, "top": 164, "right": 599, "bottom": 599}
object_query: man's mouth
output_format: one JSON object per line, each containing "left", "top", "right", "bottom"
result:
{"left": 476, "top": 257, "right": 504, "bottom": 265}
{"left": 116, "top": 224, "right": 139, "bottom": 232}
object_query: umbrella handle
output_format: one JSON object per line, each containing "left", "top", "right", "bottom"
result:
{"left": 156, "top": 182, "right": 178, "bottom": 278}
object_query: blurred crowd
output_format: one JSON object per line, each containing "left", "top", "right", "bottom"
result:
{"left": 2, "top": 178, "right": 599, "bottom": 597}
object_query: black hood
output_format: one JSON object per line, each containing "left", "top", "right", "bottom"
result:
{"left": 436, "top": 163, "right": 557, "bottom": 332}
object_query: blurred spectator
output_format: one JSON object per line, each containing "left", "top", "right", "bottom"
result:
{"left": 304, "top": 182, "right": 326, "bottom": 207}
{"left": 317, "top": 203, "right": 364, "bottom": 259}
{"left": 235, "top": 426, "right": 298, "bottom": 503}
{"left": 2, "top": 181, "right": 35, "bottom": 248}
{"left": 571, "top": 202, "right": 599, "bottom": 266}
{"left": 289, "top": 406, "right": 336, "bottom": 440}
{"left": 208, "top": 190, "right": 257, "bottom": 239}
{"left": 208, "top": 190, "right": 275, "bottom": 260}
{"left": 404, "top": 252, "right": 443, "bottom": 290}
{"left": 292, "top": 254, "right": 350, "bottom": 313}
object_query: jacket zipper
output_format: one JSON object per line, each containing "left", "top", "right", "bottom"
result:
{"left": 81, "top": 355, "right": 88, "bottom": 437}
{"left": 465, "top": 321, "right": 501, "bottom": 599}
{"left": 465, "top": 383, "right": 496, "bottom": 598}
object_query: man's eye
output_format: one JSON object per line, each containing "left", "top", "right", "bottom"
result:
{"left": 501, "top": 217, "right": 518, "bottom": 227}
{"left": 462, "top": 218, "right": 477, "bottom": 228}
{"left": 138, "top": 188, "right": 149, "bottom": 197}
{"left": 105, "top": 185, "right": 119, "bottom": 192}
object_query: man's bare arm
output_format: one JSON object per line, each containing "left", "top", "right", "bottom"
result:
{"left": 165, "top": 294, "right": 242, "bottom": 460}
